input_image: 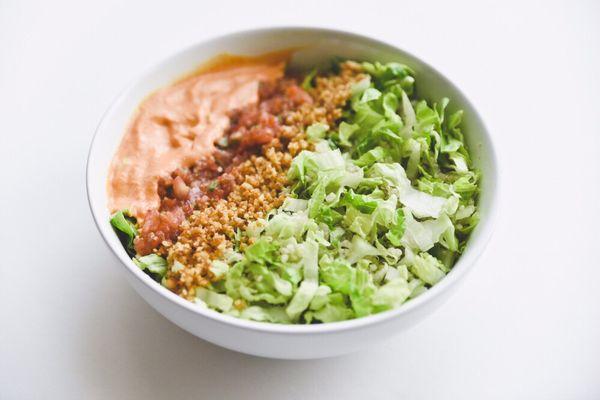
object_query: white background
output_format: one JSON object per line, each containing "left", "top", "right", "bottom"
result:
{"left": 1, "top": 1, "right": 599, "bottom": 399}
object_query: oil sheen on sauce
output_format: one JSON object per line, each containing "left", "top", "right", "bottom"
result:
{"left": 107, "top": 51, "right": 290, "bottom": 217}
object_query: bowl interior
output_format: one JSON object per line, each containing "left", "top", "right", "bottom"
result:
{"left": 87, "top": 27, "right": 497, "bottom": 332}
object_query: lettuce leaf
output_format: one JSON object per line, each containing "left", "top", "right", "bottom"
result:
{"left": 286, "top": 240, "right": 319, "bottom": 320}
{"left": 133, "top": 254, "right": 168, "bottom": 280}
{"left": 110, "top": 210, "right": 137, "bottom": 254}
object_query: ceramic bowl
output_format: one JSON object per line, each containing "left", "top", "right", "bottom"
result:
{"left": 87, "top": 27, "right": 498, "bottom": 359}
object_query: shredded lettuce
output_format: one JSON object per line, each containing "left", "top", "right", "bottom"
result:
{"left": 110, "top": 210, "right": 137, "bottom": 254}
{"left": 409, "top": 253, "right": 447, "bottom": 285}
{"left": 306, "top": 122, "right": 329, "bottom": 141}
{"left": 133, "top": 254, "right": 168, "bottom": 280}
{"left": 286, "top": 239, "right": 319, "bottom": 320}
{"left": 301, "top": 68, "right": 318, "bottom": 90}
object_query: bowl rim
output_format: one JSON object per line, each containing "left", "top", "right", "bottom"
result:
{"left": 86, "top": 26, "right": 498, "bottom": 335}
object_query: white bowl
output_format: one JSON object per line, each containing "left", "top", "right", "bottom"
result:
{"left": 87, "top": 27, "right": 498, "bottom": 359}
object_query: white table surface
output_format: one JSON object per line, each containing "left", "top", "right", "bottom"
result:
{"left": 1, "top": 0, "right": 599, "bottom": 398}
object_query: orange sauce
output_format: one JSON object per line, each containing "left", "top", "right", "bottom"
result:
{"left": 107, "top": 52, "right": 290, "bottom": 216}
